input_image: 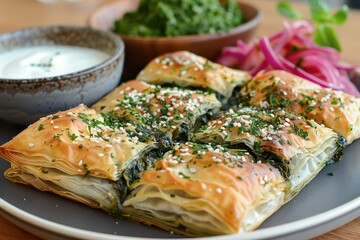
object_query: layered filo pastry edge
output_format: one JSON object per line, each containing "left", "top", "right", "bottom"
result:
{"left": 92, "top": 80, "right": 221, "bottom": 142}
{"left": 136, "top": 51, "right": 251, "bottom": 101}
{"left": 122, "top": 143, "right": 287, "bottom": 236}
{"left": 240, "top": 70, "right": 360, "bottom": 144}
{"left": 0, "top": 104, "right": 162, "bottom": 211}
{"left": 193, "top": 106, "right": 345, "bottom": 200}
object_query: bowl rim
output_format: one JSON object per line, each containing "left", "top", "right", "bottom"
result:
{"left": 88, "top": 1, "right": 262, "bottom": 41}
{"left": 0, "top": 25, "right": 125, "bottom": 84}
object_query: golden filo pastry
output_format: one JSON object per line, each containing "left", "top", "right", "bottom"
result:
{"left": 122, "top": 143, "right": 287, "bottom": 237}
{"left": 193, "top": 106, "right": 344, "bottom": 200}
{"left": 136, "top": 51, "right": 251, "bottom": 100}
{"left": 240, "top": 70, "right": 360, "bottom": 144}
{"left": 0, "top": 104, "right": 161, "bottom": 211}
{"left": 92, "top": 80, "right": 221, "bottom": 142}
{"left": 5, "top": 163, "right": 120, "bottom": 212}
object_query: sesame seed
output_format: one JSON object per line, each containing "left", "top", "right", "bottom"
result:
{"left": 274, "top": 77, "right": 281, "bottom": 83}
{"left": 28, "top": 143, "right": 35, "bottom": 148}
{"left": 190, "top": 167, "right": 196, "bottom": 173}
{"left": 216, "top": 188, "right": 222, "bottom": 194}
{"left": 201, "top": 183, "right": 207, "bottom": 190}
{"left": 98, "top": 153, "right": 104, "bottom": 157}
{"left": 329, "top": 107, "right": 335, "bottom": 112}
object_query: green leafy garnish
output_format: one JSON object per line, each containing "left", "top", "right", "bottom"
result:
{"left": 277, "top": 0, "right": 349, "bottom": 51}
{"left": 313, "top": 24, "right": 341, "bottom": 52}
{"left": 277, "top": 1, "right": 302, "bottom": 19}
{"left": 113, "top": 0, "right": 244, "bottom": 37}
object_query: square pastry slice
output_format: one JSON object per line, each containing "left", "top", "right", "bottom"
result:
{"left": 240, "top": 70, "right": 360, "bottom": 144}
{"left": 92, "top": 80, "right": 221, "bottom": 143}
{"left": 122, "top": 143, "right": 286, "bottom": 237}
{"left": 0, "top": 105, "right": 161, "bottom": 212}
{"left": 193, "top": 106, "right": 344, "bottom": 200}
{"left": 136, "top": 51, "right": 251, "bottom": 101}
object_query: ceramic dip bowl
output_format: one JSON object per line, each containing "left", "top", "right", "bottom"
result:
{"left": 0, "top": 26, "right": 125, "bottom": 125}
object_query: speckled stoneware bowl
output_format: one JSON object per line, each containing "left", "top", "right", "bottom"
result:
{"left": 0, "top": 26, "right": 125, "bottom": 125}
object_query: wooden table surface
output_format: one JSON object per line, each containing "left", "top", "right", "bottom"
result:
{"left": 0, "top": 0, "right": 359, "bottom": 239}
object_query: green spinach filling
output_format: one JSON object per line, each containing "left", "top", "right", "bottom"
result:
{"left": 116, "top": 147, "right": 163, "bottom": 205}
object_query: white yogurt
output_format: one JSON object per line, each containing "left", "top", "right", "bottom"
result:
{"left": 0, "top": 45, "right": 111, "bottom": 79}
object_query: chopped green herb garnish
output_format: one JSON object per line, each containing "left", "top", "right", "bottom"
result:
{"left": 53, "top": 133, "right": 62, "bottom": 142}
{"left": 68, "top": 132, "right": 78, "bottom": 141}
{"left": 305, "top": 105, "right": 315, "bottom": 114}
{"left": 179, "top": 172, "right": 190, "bottom": 179}
{"left": 306, "top": 119, "right": 317, "bottom": 128}
{"left": 83, "top": 164, "right": 90, "bottom": 176}
{"left": 293, "top": 124, "right": 309, "bottom": 140}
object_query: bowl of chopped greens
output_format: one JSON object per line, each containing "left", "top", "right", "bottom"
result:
{"left": 89, "top": 0, "right": 261, "bottom": 79}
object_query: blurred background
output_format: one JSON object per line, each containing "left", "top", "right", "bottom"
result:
{"left": 33, "top": 0, "right": 360, "bottom": 8}
{"left": 295, "top": 0, "right": 359, "bottom": 8}
{"left": 32, "top": 0, "right": 360, "bottom": 9}
{"left": 0, "top": 0, "right": 358, "bottom": 64}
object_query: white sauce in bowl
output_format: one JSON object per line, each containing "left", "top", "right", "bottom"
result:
{"left": 0, "top": 45, "right": 111, "bottom": 79}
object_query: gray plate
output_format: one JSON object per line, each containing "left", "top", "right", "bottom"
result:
{"left": 1, "top": 118, "right": 360, "bottom": 240}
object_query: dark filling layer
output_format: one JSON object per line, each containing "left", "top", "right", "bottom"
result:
{"left": 221, "top": 86, "right": 243, "bottom": 110}
{"left": 115, "top": 147, "right": 163, "bottom": 209}
{"left": 227, "top": 142, "right": 290, "bottom": 179}
{"left": 326, "top": 135, "right": 347, "bottom": 165}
